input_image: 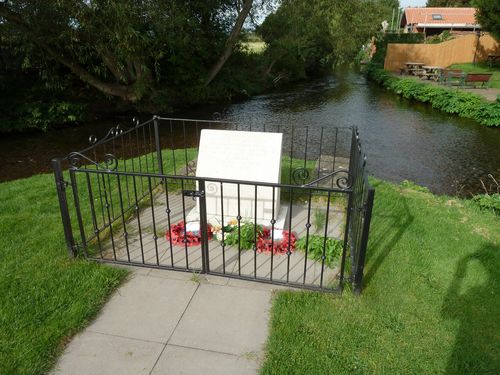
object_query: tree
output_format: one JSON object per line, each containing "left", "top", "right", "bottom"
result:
{"left": 259, "top": 0, "right": 389, "bottom": 80}
{"left": 426, "top": 0, "right": 473, "bottom": 6}
{"left": 0, "top": 1, "right": 259, "bottom": 106}
{"left": 474, "top": 0, "right": 500, "bottom": 40}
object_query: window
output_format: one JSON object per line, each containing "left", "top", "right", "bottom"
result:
{"left": 432, "top": 14, "right": 443, "bottom": 20}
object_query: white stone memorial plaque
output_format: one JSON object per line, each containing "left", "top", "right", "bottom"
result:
{"left": 195, "top": 129, "right": 283, "bottom": 225}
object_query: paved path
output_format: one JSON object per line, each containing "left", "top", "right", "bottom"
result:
{"left": 51, "top": 267, "right": 285, "bottom": 375}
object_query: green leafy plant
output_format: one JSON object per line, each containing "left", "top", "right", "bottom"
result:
{"left": 471, "top": 193, "right": 500, "bottom": 215}
{"left": 365, "top": 64, "right": 500, "bottom": 127}
{"left": 223, "top": 222, "right": 264, "bottom": 250}
{"left": 296, "top": 235, "right": 343, "bottom": 267}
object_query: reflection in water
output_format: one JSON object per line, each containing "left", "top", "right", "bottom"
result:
{"left": 0, "top": 71, "right": 499, "bottom": 196}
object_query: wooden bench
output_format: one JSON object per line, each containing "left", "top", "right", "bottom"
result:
{"left": 464, "top": 73, "right": 493, "bottom": 89}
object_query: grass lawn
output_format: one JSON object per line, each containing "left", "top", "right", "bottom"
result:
{"left": 0, "top": 174, "right": 128, "bottom": 375}
{"left": 449, "top": 62, "right": 500, "bottom": 89}
{"left": 262, "top": 179, "right": 499, "bottom": 374}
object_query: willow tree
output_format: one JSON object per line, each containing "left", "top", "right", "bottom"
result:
{"left": 259, "top": 0, "right": 390, "bottom": 79}
{"left": 0, "top": 0, "right": 260, "bottom": 107}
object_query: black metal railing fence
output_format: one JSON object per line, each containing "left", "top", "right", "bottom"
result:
{"left": 52, "top": 116, "right": 374, "bottom": 293}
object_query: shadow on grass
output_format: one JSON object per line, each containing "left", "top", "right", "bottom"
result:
{"left": 362, "top": 196, "right": 414, "bottom": 289}
{"left": 441, "top": 244, "right": 500, "bottom": 374}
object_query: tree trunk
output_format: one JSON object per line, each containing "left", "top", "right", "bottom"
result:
{"left": 205, "top": 0, "right": 253, "bottom": 86}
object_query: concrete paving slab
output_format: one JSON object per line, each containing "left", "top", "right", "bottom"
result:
{"left": 51, "top": 331, "right": 163, "bottom": 375}
{"left": 87, "top": 275, "right": 197, "bottom": 343}
{"left": 169, "top": 283, "right": 271, "bottom": 356}
{"left": 151, "top": 344, "right": 260, "bottom": 375}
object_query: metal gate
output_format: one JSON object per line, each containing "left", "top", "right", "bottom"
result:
{"left": 52, "top": 116, "right": 374, "bottom": 293}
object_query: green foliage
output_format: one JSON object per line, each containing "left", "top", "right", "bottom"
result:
{"left": 427, "top": 0, "right": 472, "bottom": 6}
{"left": 259, "top": 0, "right": 390, "bottom": 82}
{"left": 366, "top": 64, "right": 500, "bottom": 126}
{"left": 223, "top": 222, "right": 264, "bottom": 250}
{"left": 296, "top": 235, "right": 343, "bottom": 267}
{"left": 471, "top": 193, "right": 500, "bottom": 215}
{"left": 474, "top": 0, "right": 500, "bottom": 40}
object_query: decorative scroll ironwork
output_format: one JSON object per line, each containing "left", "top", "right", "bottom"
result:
{"left": 292, "top": 167, "right": 310, "bottom": 185}
{"left": 302, "top": 168, "right": 353, "bottom": 190}
{"left": 68, "top": 152, "right": 118, "bottom": 171}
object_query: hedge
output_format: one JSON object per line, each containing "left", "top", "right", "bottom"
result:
{"left": 366, "top": 64, "right": 500, "bottom": 127}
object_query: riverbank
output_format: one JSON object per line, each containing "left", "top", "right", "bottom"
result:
{"left": 365, "top": 64, "right": 500, "bottom": 127}
{"left": 1, "top": 169, "right": 498, "bottom": 374}
{"left": 262, "top": 178, "right": 499, "bottom": 374}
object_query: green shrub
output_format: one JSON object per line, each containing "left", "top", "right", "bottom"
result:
{"left": 366, "top": 64, "right": 500, "bottom": 127}
{"left": 296, "top": 235, "right": 343, "bottom": 267}
{"left": 471, "top": 193, "right": 500, "bottom": 215}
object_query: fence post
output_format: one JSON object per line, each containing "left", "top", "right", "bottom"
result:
{"left": 353, "top": 187, "right": 375, "bottom": 294}
{"left": 153, "top": 115, "right": 164, "bottom": 175}
{"left": 197, "top": 179, "right": 210, "bottom": 274}
{"left": 51, "top": 158, "right": 76, "bottom": 257}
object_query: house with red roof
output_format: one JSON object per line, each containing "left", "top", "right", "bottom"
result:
{"left": 401, "top": 7, "right": 481, "bottom": 37}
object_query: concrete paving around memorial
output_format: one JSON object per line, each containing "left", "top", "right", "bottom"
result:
{"left": 51, "top": 266, "right": 286, "bottom": 375}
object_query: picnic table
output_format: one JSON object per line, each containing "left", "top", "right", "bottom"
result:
{"left": 405, "top": 62, "right": 425, "bottom": 76}
{"left": 421, "top": 66, "right": 444, "bottom": 81}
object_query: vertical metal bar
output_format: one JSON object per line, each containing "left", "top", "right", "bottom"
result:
{"left": 101, "top": 173, "right": 116, "bottom": 260}
{"left": 169, "top": 120, "right": 177, "bottom": 175}
{"left": 69, "top": 170, "right": 88, "bottom": 257}
{"left": 142, "top": 125, "right": 150, "bottom": 174}
{"left": 179, "top": 179, "right": 190, "bottom": 269}
{"left": 317, "top": 127, "right": 324, "bottom": 183}
{"left": 331, "top": 128, "right": 338, "bottom": 188}
{"left": 132, "top": 175, "right": 145, "bottom": 264}
{"left": 135, "top": 127, "right": 144, "bottom": 192}
{"left": 183, "top": 120, "right": 188, "bottom": 176}
{"left": 289, "top": 125, "right": 294, "bottom": 184}
{"left": 270, "top": 186, "right": 275, "bottom": 281}
{"left": 339, "top": 190, "right": 353, "bottom": 289}
{"left": 116, "top": 174, "right": 131, "bottom": 262}
{"left": 148, "top": 177, "right": 160, "bottom": 265}
{"left": 163, "top": 176, "right": 175, "bottom": 267}
{"left": 254, "top": 185, "right": 258, "bottom": 279}
{"left": 237, "top": 183, "right": 241, "bottom": 276}
{"left": 220, "top": 182, "right": 226, "bottom": 273}
{"left": 148, "top": 122, "right": 155, "bottom": 173}
{"left": 153, "top": 116, "right": 164, "bottom": 175}
{"left": 354, "top": 187, "right": 375, "bottom": 294}
{"left": 303, "top": 127, "right": 308, "bottom": 173}
{"left": 320, "top": 191, "right": 332, "bottom": 289}
{"left": 51, "top": 158, "right": 76, "bottom": 257}
{"left": 121, "top": 131, "right": 131, "bottom": 206}
{"left": 303, "top": 189, "right": 313, "bottom": 285}
{"left": 286, "top": 187, "right": 293, "bottom": 283}
{"left": 198, "top": 180, "right": 210, "bottom": 274}
{"left": 85, "top": 172, "right": 103, "bottom": 258}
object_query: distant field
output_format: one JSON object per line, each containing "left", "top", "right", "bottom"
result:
{"left": 449, "top": 62, "right": 500, "bottom": 89}
{"left": 242, "top": 41, "right": 267, "bottom": 54}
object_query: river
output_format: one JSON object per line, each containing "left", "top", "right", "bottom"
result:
{"left": 1, "top": 71, "right": 499, "bottom": 197}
